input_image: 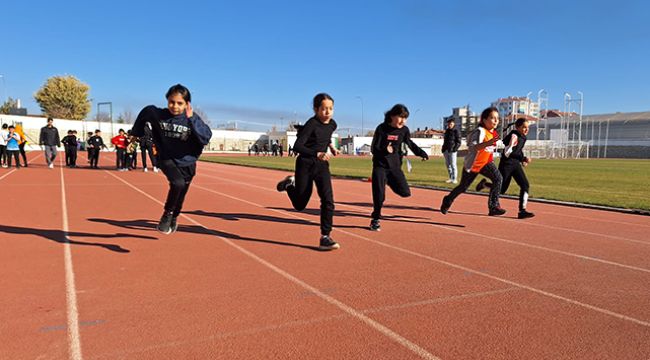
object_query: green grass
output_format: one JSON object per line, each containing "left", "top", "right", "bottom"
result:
{"left": 202, "top": 155, "right": 650, "bottom": 211}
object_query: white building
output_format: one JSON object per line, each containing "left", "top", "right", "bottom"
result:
{"left": 491, "top": 96, "right": 540, "bottom": 124}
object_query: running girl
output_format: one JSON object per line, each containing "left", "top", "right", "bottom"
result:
{"left": 369, "top": 104, "right": 429, "bottom": 231}
{"left": 276, "top": 93, "right": 340, "bottom": 250}
{"left": 476, "top": 117, "right": 534, "bottom": 219}
{"left": 131, "top": 84, "right": 212, "bottom": 234}
{"left": 440, "top": 107, "right": 505, "bottom": 216}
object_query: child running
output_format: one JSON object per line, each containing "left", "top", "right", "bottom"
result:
{"left": 476, "top": 117, "right": 535, "bottom": 219}
{"left": 131, "top": 84, "right": 212, "bottom": 235}
{"left": 276, "top": 93, "right": 340, "bottom": 251}
{"left": 440, "top": 106, "right": 506, "bottom": 216}
{"left": 369, "top": 104, "right": 429, "bottom": 231}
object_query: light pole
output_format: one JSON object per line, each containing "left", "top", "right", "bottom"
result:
{"left": 0, "top": 75, "right": 6, "bottom": 104}
{"left": 355, "top": 96, "right": 364, "bottom": 136}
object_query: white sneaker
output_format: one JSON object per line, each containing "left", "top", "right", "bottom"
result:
{"left": 445, "top": 179, "right": 453, "bottom": 183}
{"left": 452, "top": 180, "right": 458, "bottom": 184}
{"left": 48, "top": 163, "right": 54, "bottom": 169}
{"left": 1, "top": 164, "right": 7, "bottom": 168}
{"left": 153, "top": 167, "right": 159, "bottom": 173}
{"left": 143, "top": 168, "right": 148, "bottom": 172}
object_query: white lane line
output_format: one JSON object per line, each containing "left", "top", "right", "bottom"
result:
{"left": 199, "top": 163, "right": 650, "bottom": 243}
{"left": 106, "top": 171, "right": 441, "bottom": 360}
{"left": 198, "top": 170, "right": 650, "bottom": 274}
{"left": 0, "top": 153, "right": 43, "bottom": 181}
{"left": 190, "top": 182, "right": 650, "bottom": 328}
{"left": 60, "top": 158, "right": 83, "bottom": 360}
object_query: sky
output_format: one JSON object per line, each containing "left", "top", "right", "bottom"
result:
{"left": 2, "top": 0, "right": 649, "bottom": 133}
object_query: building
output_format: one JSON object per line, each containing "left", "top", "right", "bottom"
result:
{"left": 491, "top": 96, "right": 540, "bottom": 127}
{"left": 443, "top": 105, "right": 479, "bottom": 137}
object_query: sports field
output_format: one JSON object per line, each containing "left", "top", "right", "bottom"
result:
{"left": 202, "top": 155, "right": 650, "bottom": 212}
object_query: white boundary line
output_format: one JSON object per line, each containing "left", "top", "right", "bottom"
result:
{"left": 189, "top": 177, "right": 650, "bottom": 328}
{"left": 105, "top": 171, "right": 441, "bottom": 360}
{"left": 60, "top": 158, "right": 83, "bottom": 360}
{"left": 198, "top": 169, "right": 650, "bottom": 274}
{"left": 201, "top": 161, "right": 650, "bottom": 240}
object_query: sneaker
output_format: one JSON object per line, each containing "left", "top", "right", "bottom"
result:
{"left": 445, "top": 179, "right": 453, "bottom": 183}
{"left": 170, "top": 216, "right": 179, "bottom": 233}
{"left": 440, "top": 195, "right": 452, "bottom": 215}
{"left": 369, "top": 219, "right": 381, "bottom": 231}
{"left": 518, "top": 210, "right": 535, "bottom": 219}
{"left": 276, "top": 175, "right": 295, "bottom": 192}
{"left": 48, "top": 163, "right": 54, "bottom": 169}
{"left": 475, "top": 178, "right": 487, "bottom": 192}
{"left": 452, "top": 180, "right": 458, "bottom": 184}
{"left": 143, "top": 168, "right": 148, "bottom": 172}
{"left": 318, "top": 235, "right": 340, "bottom": 251}
{"left": 153, "top": 167, "right": 159, "bottom": 173}
{"left": 157, "top": 212, "right": 174, "bottom": 234}
{"left": 488, "top": 207, "right": 507, "bottom": 216}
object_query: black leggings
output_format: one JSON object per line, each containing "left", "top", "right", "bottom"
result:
{"left": 6, "top": 150, "right": 20, "bottom": 168}
{"left": 286, "top": 156, "right": 334, "bottom": 236}
{"left": 371, "top": 166, "right": 411, "bottom": 220}
{"left": 141, "top": 142, "right": 157, "bottom": 168}
{"left": 18, "top": 142, "right": 27, "bottom": 166}
{"left": 447, "top": 162, "right": 502, "bottom": 210}
{"left": 89, "top": 149, "right": 100, "bottom": 168}
{"left": 500, "top": 161, "right": 530, "bottom": 211}
{"left": 159, "top": 159, "right": 196, "bottom": 217}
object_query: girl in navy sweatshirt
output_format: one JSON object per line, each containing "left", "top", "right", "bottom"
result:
{"left": 132, "top": 84, "right": 213, "bottom": 234}
{"left": 476, "top": 117, "right": 534, "bottom": 219}
{"left": 276, "top": 93, "right": 340, "bottom": 250}
{"left": 369, "top": 104, "right": 429, "bottom": 231}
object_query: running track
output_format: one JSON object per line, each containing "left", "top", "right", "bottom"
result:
{"left": 1, "top": 152, "right": 649, "bottom": 359}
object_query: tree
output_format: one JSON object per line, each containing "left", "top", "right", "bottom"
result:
{"left": 34, "top": 75, "right": 91, "bottom": 120}
{"left": 0, "top": 97, "right": 19, "bottom": 114}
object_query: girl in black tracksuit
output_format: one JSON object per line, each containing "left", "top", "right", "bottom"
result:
{"left": 131, "top": 84, "right": 213, "bottom": 234}
{"left": 276, "top": 93, "right": 340, "bottom": 251}
{"left": 369, "top": 104, "right": 429, "bottom": 231}
{"left": 476, "top": 117, "right": 534, "bottom": 219}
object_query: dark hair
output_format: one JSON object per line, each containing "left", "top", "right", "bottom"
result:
{"left": 479, "top": 107, "right": 499, "bottom": 128}
{"left": 95, "top": 129, "right": 101, "bottom": 133}
{"left": 505, "top": 117, "right": 528, "bottom": 130}
{"left": 312, "top": 93, "right": 334, "bottom": 111}
{"left": 1, "top": 124, "right": 7, "bottom": 129}
{"left": 447, "top": 118, "right": 455, "bottom": 123}
{"left": 383, "top": 104, "right": 410, "bottom": 124}
{"left": 119, "top": 128, "right": 125, "bottom": 133}
{"left": 166, "top": 84, "right": 192, "bottom": 103}
{"left": 47, "top": 117, "right": 53, "bottom": 122}
{"left": 8, "top": 125, "right": 15, "bottom": 130}
{"left": 68, "top": 130, "right": 73, "bottom": 134}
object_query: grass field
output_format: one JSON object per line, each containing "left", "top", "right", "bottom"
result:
{"left": 202, "top": 155, "right": 650, "bottom": 211}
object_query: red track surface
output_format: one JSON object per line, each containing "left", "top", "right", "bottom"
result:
{"left": 1, "top": 152, "right": 649, "bottom": 359}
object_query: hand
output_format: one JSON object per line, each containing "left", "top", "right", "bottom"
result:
{"left": 386, "top": 143, "right": 394, "bottom": 154}
{"left": 317, "top": 152, "right": 330, "bottom": 161}
{"left": 328, "top": 144, "right": 339, "bottom": 156}
{"left": 186, "top": 102, "right": 193, "bottom": 118}
{"left": 421, "top": 154, "right": 429, "bottom": 161}
{"left": 524, "top": 157, "right": 531, "bottom": 164}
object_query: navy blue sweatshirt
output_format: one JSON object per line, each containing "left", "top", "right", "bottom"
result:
{"left": 132, "top": 105, "right": 212, "bottom": 167}
{"left": 292, "top": 117, "right": 337, "bottom": 158}
{"left": 371, "top": 123, "right": 428, "bottom": 169}
{"left": 501, "top": 129, "right": 527, "bottom": 163}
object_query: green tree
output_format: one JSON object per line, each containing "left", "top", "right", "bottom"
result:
{"left": 34, "top": 75, "right": 91, "bottom": 120}
{"left": 0, "top": 97, "right": 19, "bottom": 114}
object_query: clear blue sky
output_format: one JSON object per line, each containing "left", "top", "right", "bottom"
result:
{"left": 2, "top": 0, "right": 649, "bottom": 133}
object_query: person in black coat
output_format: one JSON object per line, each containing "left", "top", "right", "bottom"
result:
{"left": 441, "top": 119, "right": 461, "bottom": 184}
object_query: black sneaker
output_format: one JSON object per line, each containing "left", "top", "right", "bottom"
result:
{"left": 276, "top": 175, "right": 295, "bottom": 192}
{"left": 170, "top": 216, "right": 179, "bottom": 233}
{"left": 319, "top": 235, "right": 340, "bottom": 251}
{"left": 518, "top": 210, "right": 535, "bottom": 219}
{"left": 440, "top": 195, "right": 452, "bottom": 215}
{"left": 369, "top": 219, "right": 381, "bottom": 231}
{"left": 475, "top": 178, "right": 488, "bottom": 192}
{"left": 488, "top": 207, "right": 507, "bottom": 216}
{"left": 157, "top": 212, "right": 174, "bottom": 234}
